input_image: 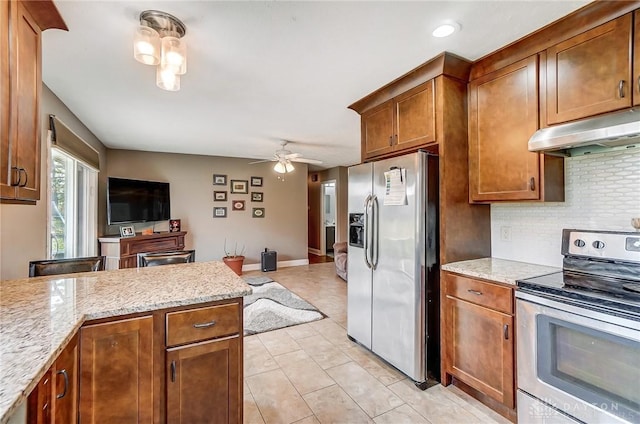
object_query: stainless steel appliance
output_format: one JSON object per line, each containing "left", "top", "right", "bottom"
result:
{"left": 347, "top": 151, "right": 439, "bottom": 388}
{"left": 516, "top": 229, "right": 640, "bottom": 424}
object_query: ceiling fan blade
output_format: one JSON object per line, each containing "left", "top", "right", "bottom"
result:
{"left": 248, "top": 159, "right": 275, "bottom": 164}
{"left": 290, "top": 158, "right": 323, "bottom": 164}
{"left": 284, "top": 152, "right": 302, "bottom": 159}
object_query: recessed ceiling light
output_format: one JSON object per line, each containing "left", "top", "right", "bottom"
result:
{"left": 432, "top": 21, "right": 461, "bottom": 38}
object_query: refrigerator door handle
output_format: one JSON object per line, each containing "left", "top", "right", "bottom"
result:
{"left": 371, "top": 195, "right": 380, "bottom": 269}
{"left": 363, "top": 194, "right": 373, "bottom": 269}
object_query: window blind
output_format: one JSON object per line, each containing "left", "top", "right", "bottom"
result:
{"left": 49, "top": 115, "right": 100, "bottom": 171}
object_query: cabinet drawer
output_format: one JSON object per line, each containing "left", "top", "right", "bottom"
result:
{"left": 123, "top": 237, "right": 183, "bottom": 255}
{"left": 445, "top": 273, "right": 513, "bottom": 314}
{"left": 166, "top": 303, "right": 240, "bottom": 347}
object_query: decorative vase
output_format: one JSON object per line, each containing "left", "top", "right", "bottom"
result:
{"left": 223, "top": 256, "right": 244, "bottom": 276}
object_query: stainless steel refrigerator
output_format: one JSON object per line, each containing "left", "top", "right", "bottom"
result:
{"left": 347, "top": 151, "right": 439, "bottom": 388}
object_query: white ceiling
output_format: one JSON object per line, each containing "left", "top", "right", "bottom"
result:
{"left": 42, "top": 1, "right": 589, "bottom": 170}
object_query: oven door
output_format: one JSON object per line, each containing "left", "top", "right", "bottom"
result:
{"left": 517, "top": 292, "right": 640, "bottom": 424}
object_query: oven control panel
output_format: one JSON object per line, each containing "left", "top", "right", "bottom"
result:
{"left": 564, "top": 230, "right": 640, "bottom": 263}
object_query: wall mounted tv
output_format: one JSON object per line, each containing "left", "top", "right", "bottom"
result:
{"left": 107, "top": 177, "right": 170, "bottom": 225}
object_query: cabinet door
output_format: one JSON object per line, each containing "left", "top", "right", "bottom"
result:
{"left": 546, "top": 14, "right": 632, "bottom": 124}
{"left": 53, "top": 335, "right": 78, "bottom": 424}
{"left": 634, "top": 10, "right": 640, "bottom": 107}
{"left": 469, "top": 56, "right": 540, "bottom": 202}
{"left": 166, "top": 337, "right": 242, "bottom": 424}
{"left": 80, "top": 316, "right": 154, "bottom": 424}
{"left": 394, "top": 80, "right": 436, "bottom": 152}
{"left": 361, "top": 100, "right": 394, "bottom": 160}
{"left": 1, "top": 0, "right": 15, "bottom": 199}
{"left": 12, "top": 1, "right": 41, "bottom": 201}
{"left": 444, "top": 296, "right": 514, "bottom": 408}
{"left": 27, "top": 368, "right": 53, "bottom": 423}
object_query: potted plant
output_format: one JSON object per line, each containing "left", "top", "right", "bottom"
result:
{"left": 222, "top": 239, "right": 245, "bottom": 276}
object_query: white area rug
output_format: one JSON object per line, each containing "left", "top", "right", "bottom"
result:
{"left": 243, "top": 276, "right": 324, "bottom": 335}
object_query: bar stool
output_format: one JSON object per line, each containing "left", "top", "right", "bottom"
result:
{"left": 137, "top": 250, "right": 196, "bottom": 268}
{"left": 28, "top": 256, "right": 106, "bottom": 277}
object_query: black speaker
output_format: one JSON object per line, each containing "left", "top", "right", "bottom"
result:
{"left": 261, "top": 249, "right": 277, "bottom": 272}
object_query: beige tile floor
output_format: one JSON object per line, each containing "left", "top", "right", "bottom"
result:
{"left": 242, "top": 263, "right": 511, "bottom": 424}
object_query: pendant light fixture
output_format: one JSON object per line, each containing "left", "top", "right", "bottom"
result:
{"left": 133, "top": 10, "right": 187, "bottom": 91}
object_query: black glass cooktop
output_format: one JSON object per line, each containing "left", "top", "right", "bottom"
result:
{"left": 517, "top": 270, "right": 640, "bottom": 319}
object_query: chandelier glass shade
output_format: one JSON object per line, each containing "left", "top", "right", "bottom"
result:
{"left": 133, "top": 10, "right": 187, "bottom": 91}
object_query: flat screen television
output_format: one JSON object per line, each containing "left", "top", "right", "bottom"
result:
{"left": 107, "top": 177, "right": 170, "bottom": 224}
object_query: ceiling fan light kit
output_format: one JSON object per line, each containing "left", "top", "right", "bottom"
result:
{"left": 249, "top": 141, "right": 323, "bottom": 175}
{"left": 133, "top": 10, "right": 187, "bottom": 91}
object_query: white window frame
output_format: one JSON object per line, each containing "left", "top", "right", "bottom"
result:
{"left": 47, "top": 131, "right": 98, "bottom": 259}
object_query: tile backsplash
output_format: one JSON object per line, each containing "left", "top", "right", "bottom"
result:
{"left": 491, "top": 148, "right": 640, "bottom": 267}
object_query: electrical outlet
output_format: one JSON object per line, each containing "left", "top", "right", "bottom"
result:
{"left": 500, "top": 226, "right": 512, "bottom": 241}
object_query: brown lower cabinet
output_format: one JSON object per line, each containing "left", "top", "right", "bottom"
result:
{"left": 167, "top": 337, "right": 241, "bottom": 424}
{"left": 441, "top": 272, "right": 515, "bottom": 411}
{"left": 79, "top": 316, "right": 154, "bottom": 424}
{"left": 28, "top": 334, "right": 78, "bottom": 424}
{"left": 74, "top": 298, "right": 243, "bottom": 423}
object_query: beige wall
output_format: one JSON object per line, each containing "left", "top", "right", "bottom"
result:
{"left": 307, "top": 166, "right": 348, "bottom": 251}
{"left": 106, "top": 150, "right": 308, "bottom": 265}
{"left": 0, "top": 85, "right": 108, "bottom": 280}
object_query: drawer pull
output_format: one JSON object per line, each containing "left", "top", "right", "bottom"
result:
{"left": 55, "top": 369, "right": 68, "bottom": 399}
{"left": 467, "top": 289, "right": 483, "bottom": 296}
{"left": 193, "top": 320, "right": 217, "bottom": 329}
{"left": 504, "top": 324, "right": 509, "bottom": 340}
{"left": 170, "top": 360, "right": 176, "bottom": 382}
{"left": 619, "top": 79, "right": 626, "bottom": 98}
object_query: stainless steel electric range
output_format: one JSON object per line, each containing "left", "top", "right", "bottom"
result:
{"left": 516, "top": 229, "right": 640, "bottom": 424}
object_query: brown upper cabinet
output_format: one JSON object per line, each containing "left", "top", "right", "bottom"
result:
{"left": 545, "top": 13, "right": 634, "bottom": 125}
{"left": 468, "top": 56, "right": 564, "bottom": 202}
{"left": 350, "top": 52, "right": 470, "bottom": 163}
{"left": 360, "top": 81, "right": 436, "bottom": 161}
{"left": 0, "top": 0, "right": 66, "bottom": 204}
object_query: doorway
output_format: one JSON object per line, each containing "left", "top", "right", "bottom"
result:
{"left": 320, "top": 180, "right": 336, "bottom": 256}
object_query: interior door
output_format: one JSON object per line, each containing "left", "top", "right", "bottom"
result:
{"left": 371, "top": 152, "right": 426, "bottom": 381}
{"left": 347, "top": 162, "right": 373, "bottom": 348}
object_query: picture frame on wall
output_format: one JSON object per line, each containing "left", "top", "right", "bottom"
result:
{"left": 251, "top": 192, "right": 263, "bottom": 202}
{"left": 120, "top": 225, "right": 135, "bottom": 237}
{"left": 213, "top": 207, "right": 227, "bottom": 218}
{"left": 230, "top": 180, "right": 248, "bottom": 194}
{"left": 214, "top": 191, "right": 227, "bottom": 202}
{"left": 213, "top": 174, "right": 227, "bottom": 185}
{"left": 250, "top": 176, "right": 263, "bottom": 187}
{"left": 232, "top": 200, "right": 245, "bottom": 211}
{"left": 252, "top": 208, "right": 265, "bottom": 218}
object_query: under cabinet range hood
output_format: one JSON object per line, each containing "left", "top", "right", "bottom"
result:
{"left": 528, "top": 108, "right": 640, "bottom": 156}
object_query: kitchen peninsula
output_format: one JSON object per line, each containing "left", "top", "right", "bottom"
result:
{"left": 0, "top": 261, "right": 251, "bottom": 424}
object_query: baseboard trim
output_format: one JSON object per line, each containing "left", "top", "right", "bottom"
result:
{"left": 308, "top": 247, "right": 322, "bottom": 256}
{"left": 242, "top": 258, "right": 309, "bottom": 272}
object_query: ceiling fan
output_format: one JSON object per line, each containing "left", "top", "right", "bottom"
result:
{"left": 249, "top": 141, "right": 322, "bottom": 173}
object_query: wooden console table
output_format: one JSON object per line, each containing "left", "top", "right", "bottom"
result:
{"left": 99, "top": 232, "right": 187, "bottom": 269}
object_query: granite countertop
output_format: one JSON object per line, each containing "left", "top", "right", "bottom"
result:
{"left": 441, "top": 257, "right": 560, "bottom": 285}
{"left": 0, "top": 261, "right": 251, "bottom": 424}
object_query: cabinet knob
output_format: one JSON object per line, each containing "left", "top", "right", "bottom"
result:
{"left": 503, "top": 324, "right": 509, "bottom": 340}
{"left": 637, "top": 76, "right": 640, "bottom": 95}
{"left": 389, "top": 136, "right": 393, "bottom": 146}
{"left": 619, "top": 80, "right": 626, "bottom": 98}
{"left": 529, "top": 177, "right": 535, "bottom": 191}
